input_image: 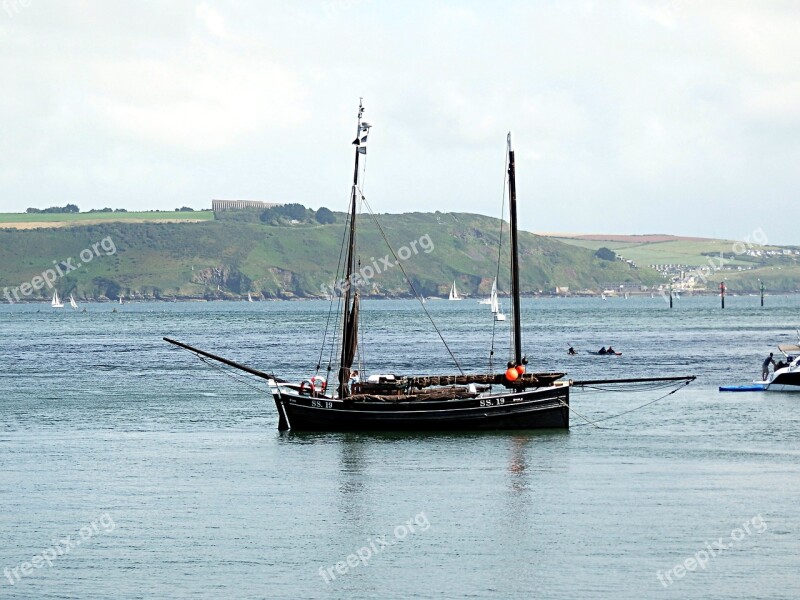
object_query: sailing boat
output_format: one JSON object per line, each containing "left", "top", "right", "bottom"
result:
{"left": 69, "top": 294, "right": 78, "bottom": 310}
{"left": 448, "top": 280, "right": 462, "bottom": 301}
{"left": 247, "top": 292, "right": 254, "bottom": 303}
{"left": 119, "top": 294, "right": 124, "bottom": 305}
{"left": 164, "top": 104, "right": 699, "bottom": 433}
{"left": 166, "top": 109, "right": 570, "bottom": 431}
{"left": 490, "top": 280, "right": 506, "bottom": 321}
{"left": 478, "top": 279, "right": 495, "bottom": 305}
{"left": 494, "top": 303, "right": 507, "bottom": 322}
{"left": 51, "top": 291, "right": 64, "bottom": 308}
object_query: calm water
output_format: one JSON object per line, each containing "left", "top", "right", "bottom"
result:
{"left": 1, "top": 296, "right": 799, "bottom": 599}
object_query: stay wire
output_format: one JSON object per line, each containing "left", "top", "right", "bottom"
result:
{"left": 359, "top": 192, "right": 464, "bottom": 376}
{"left": 490, "top": 151, "right": 509, "bottom": 375}
{"left": 317, "top": 203, "right": 351, "bottom": 375}
{"left": 571, "top": 380, "right": 692, "bottom": 427}
{"left": 196, "top": 355, "right": 274, "bottom": 396}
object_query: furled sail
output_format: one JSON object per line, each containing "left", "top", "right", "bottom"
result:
{"left": 343, "top": 292, "right": 360, "bottom": 373}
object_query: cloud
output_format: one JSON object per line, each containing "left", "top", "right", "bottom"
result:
{"left": 89, "top": 48, "right": 307, "bottom": 152}
{"left": 0, "top": 1, "right": 798, "bottom": 242}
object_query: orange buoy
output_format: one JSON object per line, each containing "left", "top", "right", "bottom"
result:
{"left": 516, "top": 365, "right": 526, "bottom": 375}
{"left": 505, "top": 367, "right": 519, "bottom": 382}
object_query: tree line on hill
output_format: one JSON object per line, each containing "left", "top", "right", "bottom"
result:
{"left": 216, "top": 203, "right": 337, "bottom": 225}
{"left": 22, "top": 204, "right": 332, "bottom": 222}
{"left": 260, "top": 203, "right": 336, "bottom": 225}
{"left": 26, "top": 204, "right": 80, "bottom": 214}
{"left": 25, "top": 205, "right": 197, "bottom": 214}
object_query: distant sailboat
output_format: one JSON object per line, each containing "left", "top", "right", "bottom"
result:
{"left": 489, "top": 280, "right": 506, "bottom": 321}
{"left": 69, "top": 294, "right": 78, "bottom": 310}
{"left": 448, "top": 280, "right": 462, "bottom": 301}
{"left": 494, "top": 299, "right": 507, "bottom": 322}
{"left": 489, "top": 280, "right": 499, "bottom": 313}
{"left": 479, "top": 279, "right": 495, "bottom": 305}
{"left": 51, "top": 291, "right": 64, "bottom": 308}
{"left": 601, "top": 293, "right": 607, "bottom": 301}
{"left": 248, "top": 292, "right": 254, "bottom": 303}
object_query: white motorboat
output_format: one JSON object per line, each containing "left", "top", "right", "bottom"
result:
{"left": 758, "top": 343, "right": 800, "bottom": 391}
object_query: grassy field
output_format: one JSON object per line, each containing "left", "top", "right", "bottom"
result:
{"left": 550, "top": 236, "right": 772, "bottom": 267}
{"left": 0, "top": 211, "right": 214, "bottom": 228}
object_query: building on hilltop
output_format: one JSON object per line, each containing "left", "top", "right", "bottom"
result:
{"left": 212, "top": 200, "right": 282, "bottom": 213}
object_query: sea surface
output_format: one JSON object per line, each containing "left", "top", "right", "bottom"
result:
{"left": 1, "top": 296, "right": 799, "bottom": 599}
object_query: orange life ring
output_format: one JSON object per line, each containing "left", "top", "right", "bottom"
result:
{"left": 300, "top": 376, "right": 327, "bottom": 397}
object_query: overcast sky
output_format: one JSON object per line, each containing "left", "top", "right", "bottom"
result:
{"left": 1, "top": 1, "right": 798, "bottom": 243}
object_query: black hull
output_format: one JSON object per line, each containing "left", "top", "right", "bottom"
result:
{"left": 273, "top": 385, "right": 569, "bottom": 432}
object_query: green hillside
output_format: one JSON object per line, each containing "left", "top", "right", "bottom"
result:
{"left": 0, "top": 212, "right": 662, "bottom": 301}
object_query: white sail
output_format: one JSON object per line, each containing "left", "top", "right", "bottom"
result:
{"left": 119, "top": 295, "right": 124, "bottom": 304}
{"left": 248, "top": 292, "right": 253, "bottom": 302}
{"left": 495, "top": 303, "right": 506, "bottom": 321}
{"left": 448, "top": 280, "right": 462, "bottom": 301}
{"left": 490, "top": 280, "right": 499, "bottom": 314}
{"left": 51, "top": 291, "right": 64, "bottom": 308}
{"left": 479, "top": 279, "right": 495, "bottom": 305}
{"left": 69, "top": 294, "right": 78, "bottom": 310}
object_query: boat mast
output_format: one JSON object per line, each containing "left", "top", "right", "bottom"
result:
{"left": 507, "top": 132, "right": 523, "bottom": 366}
{"left": 338, "top": 100, "right": 366, "bottom": 398}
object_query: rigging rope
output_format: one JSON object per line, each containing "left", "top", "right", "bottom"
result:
{"left": 359, "top": 192, "right": 464, "bottom": 375}
{"left": 574, "top": 380, "right": 684, "bottom": 393}
{"left": 570, "top": 379, "right": 692, "bottom": 427}
{"left": 187, "top": 352, "right": 275, "bottom": 396}
{"left": 316, "top": 208, "right": 350, "bottom": 376}
{"left": 558, "top": 399, "right": 606, "bottom": 429}
{"left": 323, "top": 164, "right": 366, "bottom": 386}
{"left": 490, "top": 150, "right": 509, "bottom": 375}
{"left": 325, "top": 219, "right": 347, "bottom": 387}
